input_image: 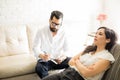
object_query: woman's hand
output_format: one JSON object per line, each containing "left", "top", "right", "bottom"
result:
{"left": 69, "top": 52, "right": 81, "bottom": 66}
{"left": 69, "top": 58, "right": 76, "bottom": 66}
{"left": 75, "top": 58, "right": 80, "bottom": 66}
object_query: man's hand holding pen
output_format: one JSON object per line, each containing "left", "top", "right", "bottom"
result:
{"left": 39, "top": 52, "right": 50, "bottom": 61}
{"left": 39, "top": 51, "right": 67, "bottom": 64}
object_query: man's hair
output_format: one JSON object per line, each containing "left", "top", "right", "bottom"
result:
{"left": 50, "top": 10, "right": 63, "bottom": 20}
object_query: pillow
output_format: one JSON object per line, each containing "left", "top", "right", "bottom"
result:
{"left": 0, "top": 25, "right": 29, "bottom": 57}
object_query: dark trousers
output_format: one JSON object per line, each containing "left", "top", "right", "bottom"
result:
{"left": 35, "top": 57, "right": 71, "bottom": 78}
{"left": 42, "top": 67, "right": 85, "bottom": 80}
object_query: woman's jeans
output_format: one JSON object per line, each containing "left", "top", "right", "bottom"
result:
{"left": 42, "top": 67, "right": 85, "bottom": 80}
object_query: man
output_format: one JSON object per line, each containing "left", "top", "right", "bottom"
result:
{"left": 33, "top": 10, "right": 71, "bottom": 78}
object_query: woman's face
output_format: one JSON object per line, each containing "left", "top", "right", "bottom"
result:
{"left": 94, "top": 28, "right": 110, "bottom": 46}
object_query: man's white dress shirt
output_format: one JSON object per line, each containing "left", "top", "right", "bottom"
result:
{"left": 33, "top": 25, "right": 69, "bottom": 60}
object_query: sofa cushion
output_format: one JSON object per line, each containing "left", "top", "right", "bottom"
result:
{"left": 0, "top": 25, "right": 29, "bottom": 57}
{"left": 102, "top": 43, "right": 120, "bottom": 80}
{"left": 26, "top": 24, "right": 44, "bottom": 53}
{"left": 0, "top": 73, "right": 40, "bottom": 80}
{"left": 0, "top": 54, "right": 37, "bottom": 78}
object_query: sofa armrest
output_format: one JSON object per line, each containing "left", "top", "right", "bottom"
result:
{"left": 102, "top": 43, "right": 120, "bottom": 80}
{"left": 0, "top": 54, "right": 37, "bottom": 79}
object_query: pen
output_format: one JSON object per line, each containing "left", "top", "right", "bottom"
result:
{"left": 43, "top": 51, "right": 57, "bottom": 64}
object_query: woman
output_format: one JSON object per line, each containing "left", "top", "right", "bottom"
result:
{"left": 41, "top": 27, "right": 118, "bottom": 80}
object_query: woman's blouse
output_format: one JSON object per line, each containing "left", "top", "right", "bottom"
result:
{"left": 72, "top": 50, "right": 115, "bottom": 80}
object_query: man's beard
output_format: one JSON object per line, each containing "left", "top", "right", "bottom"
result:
{"left": 50, "top": 27, "right": 58, "bottom": 32}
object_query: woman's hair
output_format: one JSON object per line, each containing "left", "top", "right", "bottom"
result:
{"left": 83, "top": 27, "right": 118, "bottom": 54}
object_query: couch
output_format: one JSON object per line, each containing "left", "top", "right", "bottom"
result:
{"left": 102, "top": 43, "right": 120, "bottom": 80}
{"left": 0, "top": 24, "right": 40, "bottom": 80}
{"left": 0, "top": 24, "right": 120, "bottom": 80}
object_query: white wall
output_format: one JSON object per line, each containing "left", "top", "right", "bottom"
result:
{"left": 0, "top": 0, "right": 101, "bottom": 24}
{"left": 103, "top": 0, "right": 120, "bottom": 43}
{"left": 0, "top": 0, "right": 102, "bottom": 56}
{"left": 0, "top": 0, "right": 44, "bottom": 24}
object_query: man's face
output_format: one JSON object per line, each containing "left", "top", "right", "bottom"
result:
{"left": 49, "top": 16, "right": 62, "bottom": 32}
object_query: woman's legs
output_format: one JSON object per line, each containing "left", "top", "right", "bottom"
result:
{"left": 42, "top": 67, "right": 85, "bottom": 80}
{"left": 42, "top": 73, "right": 61, "bottom": 80}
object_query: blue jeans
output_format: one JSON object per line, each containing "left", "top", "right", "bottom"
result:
{"left": 42, "top": 67, "right": 85, "bottom": 80}
{"left": 35, "top": 57, "right": 71, "bottom": 78}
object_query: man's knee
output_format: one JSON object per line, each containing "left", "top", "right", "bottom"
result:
{"left": 35, "top": 61, "right": 49, "bottom": 78}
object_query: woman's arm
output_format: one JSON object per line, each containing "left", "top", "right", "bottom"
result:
{"left": 75, "top": 58, "right": 110, "bottom": 77}
{"left": 68, "top": 52, "right": 83, "bottom": 66}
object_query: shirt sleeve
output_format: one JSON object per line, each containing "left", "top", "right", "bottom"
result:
{"left": 98, "top": 52, "right": 115, "bottom": 64}
{"left": 62, "top": 31, "right": 70, "bottom": 55}
{"left": 33, "top": 30, "right": 44, "bottom": 60}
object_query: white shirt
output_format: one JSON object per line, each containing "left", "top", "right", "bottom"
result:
{"left": 71, "top": 50, "right": 115, "bottom": 80}
{"left": 33, "top": 25, "right": 69, "bottom": 60}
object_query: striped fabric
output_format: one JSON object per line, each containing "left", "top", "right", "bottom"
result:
{"left": 102, "top": 43, "right": 120, "bottom": 80}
